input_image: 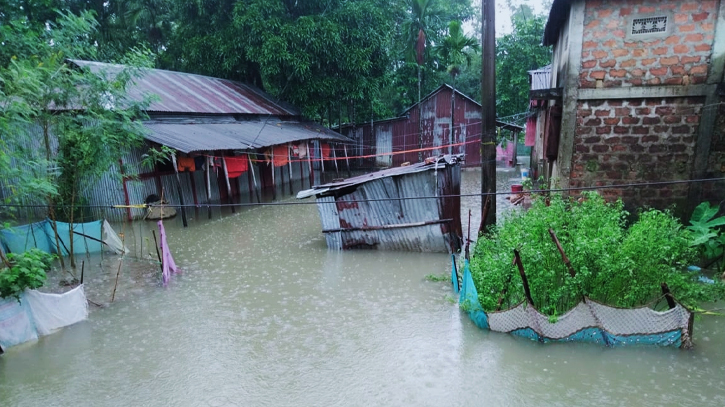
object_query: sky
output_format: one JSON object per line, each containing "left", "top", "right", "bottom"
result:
{"left": 464, "top": 0, "right": 551, "bottom": 36}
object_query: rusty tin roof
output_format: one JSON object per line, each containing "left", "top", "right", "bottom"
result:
{"left": 69, "top": 60, "right": 298, "bottom": 116}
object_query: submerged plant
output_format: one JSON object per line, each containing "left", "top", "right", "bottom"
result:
{"left": 0, "top": 249, "right": 54, "bottom": 302}
{"left": 470, "top": 192, "right": 724, "bottom": 315}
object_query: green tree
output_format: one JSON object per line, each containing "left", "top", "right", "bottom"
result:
{"left": 495, "top": 8, "right": 551, "bottom": 119}
{"left": 0, "top": 11, "right": 151, "bottom": 268}
{"left": 434, "top": 20, "right": 479, "bottom": 153}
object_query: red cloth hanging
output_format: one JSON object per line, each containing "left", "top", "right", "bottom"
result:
{"left": 177, "top": 157, "right": 195, "bottom": 172}
{"left": 224, "top": 155, "right": 249, "bottom": 178}
{"left": 525, "top": 116, "right": 536, "bottom": 147}
{"left": 272, "top": 145, "right": 290, "bottom": 167}
{"left": 320, "top": 143, "right": 331, "bottom": 159}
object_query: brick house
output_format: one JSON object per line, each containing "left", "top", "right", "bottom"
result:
{"left": 531, "top": 0, "right": 725, "bottom": 212}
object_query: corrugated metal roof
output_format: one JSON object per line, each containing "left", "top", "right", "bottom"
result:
{"left": 543, "top": 0, "right": 571, "bottom": 46}
{"left": 69, "top": 60, "right": 298, "bottom": 116}
{"left": 143, "top": 118, "right": 352, "bottom": 153}
{"left": 297, "top": 154, "right": 463, "bottom": 198}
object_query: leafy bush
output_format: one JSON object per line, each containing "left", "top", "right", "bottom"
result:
{"left": 0, "top": 249, "right": 54, "bottom": 301}
{"left": 470, "top": 192, "right": 725, "bottom": 316}
{"left": 687, "top": 202, "right": 725, "bottom": 274}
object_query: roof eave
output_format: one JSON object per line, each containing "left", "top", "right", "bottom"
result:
{"left": 542, "top": 0, "right": 572, "bottom": 47}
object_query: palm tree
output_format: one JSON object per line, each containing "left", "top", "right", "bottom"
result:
{"left": 434, "top": 20, "right": 480, "bottom": 154}
{"left": 402, "top": 0, "right": 438, "bottom": 161}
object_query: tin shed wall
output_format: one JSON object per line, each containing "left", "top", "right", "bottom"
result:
{"left": 317, "top": 164, "right": 462, "bottom": 253}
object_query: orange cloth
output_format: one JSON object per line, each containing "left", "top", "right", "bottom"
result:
{"left": 177, "top": 157, "right": 195, "bottom": 172}
{"left": 272, "top": 145, "right": 290, "bottom": 167}
{"left": 224, "top": 155, "right": 249, "bottom": 178}
{"left": 321, "top": 143, "right": 331, "bottom": 159}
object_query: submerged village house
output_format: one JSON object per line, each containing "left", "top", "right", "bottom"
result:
{"left": 1, "top": 60, "right": 352, "bottom": 224}
{"left": 336, "top": 84, "right": 523, "bottom": 169}
{"left": 528, "top": 0, "right": 725, "bottom": 210}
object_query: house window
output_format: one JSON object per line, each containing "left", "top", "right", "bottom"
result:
{"left": 626, "top": 12, "right": 673, "bottom": 40}
{"left": 631, "top": 16, "right": 667, "bottom": 35}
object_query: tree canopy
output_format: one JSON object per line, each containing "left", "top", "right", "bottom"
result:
{"left": 1, "top": 1, "right": 553, "bottom": 131}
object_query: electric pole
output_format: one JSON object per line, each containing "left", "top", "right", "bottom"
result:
{"left": 479, "top": 0, "right": 496, "bottom": 234}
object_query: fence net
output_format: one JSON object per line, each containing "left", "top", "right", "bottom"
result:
{"left": 455, "top": 259, "right": 692, "bottom": 348}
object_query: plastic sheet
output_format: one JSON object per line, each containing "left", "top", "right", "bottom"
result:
{"left": 0, "top": 219, "right": 126, "bottom": 255}
{"left": 0, "top": 285, "right": 88, "bottom": 351}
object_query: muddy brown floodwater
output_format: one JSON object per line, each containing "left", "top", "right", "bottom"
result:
{"left": 1, "top": 169, "right": 724, "bottom": 406}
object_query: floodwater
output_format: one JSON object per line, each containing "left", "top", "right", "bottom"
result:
{"left": 1, "top": 169, "right": 725, "bottom": 407}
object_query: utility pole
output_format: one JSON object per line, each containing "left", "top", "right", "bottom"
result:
{"left": 479, "top": 0, "right": 496, "bottom": 234}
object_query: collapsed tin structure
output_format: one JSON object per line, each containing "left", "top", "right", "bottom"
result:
{"left": 297, "top": 155, "right": 463, "bottom": 252}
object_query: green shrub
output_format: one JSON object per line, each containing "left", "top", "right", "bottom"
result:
{"left": 0, "top": 249, "right": 54, "bottom": 301}
{"left": 471, "top": 192, "right": 724, "bottom": 315}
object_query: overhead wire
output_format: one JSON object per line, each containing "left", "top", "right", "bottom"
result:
{"left": 1, "top": 177, "right": 723, "bottom": 209}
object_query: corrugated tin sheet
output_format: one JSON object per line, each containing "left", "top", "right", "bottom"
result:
{"left": 69, "top": 59, "right": 298, "bottom": 116}
{"left": 144, "top": 118, "right": 352, "bottom": 153}
{"left": 301, "top": 155, "right": 463, "bottom": 253}
{"left": 336, "top": 85, "right": 521, "bottom": 168}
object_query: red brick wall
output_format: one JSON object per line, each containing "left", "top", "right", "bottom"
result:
{"left": 570, "top": 97, "right": 704, "bottom": 209}
{"left": 704, "top": 99, "right": 725, "bottom": 203}
{"left": 580, "top": 0, "right": 717, "bottom": 88}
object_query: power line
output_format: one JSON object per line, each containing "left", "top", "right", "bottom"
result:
{"left": 1, "top": 177, "right": 723, "bottom": 209}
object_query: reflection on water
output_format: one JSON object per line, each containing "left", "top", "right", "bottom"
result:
{"left": 1, "top": 169, "right": 724, "bottom": 407}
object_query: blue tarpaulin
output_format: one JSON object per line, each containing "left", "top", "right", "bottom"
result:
{"left": 1, "top": 219, "right": 125, "bottom": 256}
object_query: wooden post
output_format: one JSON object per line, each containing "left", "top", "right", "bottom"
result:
{"left": 288, "top": 144, "right": 293, "bottom": 195}
{"left": 343, "top": 143, "right": 351, "bottom": 178}
{"left": 221, "top": 155, "right": 235, "bottom": 214}
{"left": 660, "top": 282, "right": 677, "bottom": 309}
{"left": 119, "top": 159, "right": 132, "bottom": 222}
{"left": 170, "top": 155, "right": 188, "bottom": 227}
{"left": 271, "top": 148, "right": 277, "bottom": 201}
{"left": 152, "top": 229, "right": 163, "bottom": 273}
{"left": 307, "top": 142, "right": 314, "bottom": 187}
{"left": 548, "top": 228, "right": 576, "bottom": 278}
{"left": 481, "top": 0, "right": 497, "bottom": 228}
{"left": 318, "top": 139, "right": 325, "bottom": 174}
{"left": 249, "top": 154, "right": 261, "bottom": 203}
{"left": 512, "top": 131, "right": 519, "bottom": 168}
{"left": 332, "top": 143, "right": 340, "bottom": 177}
{"left": 479, "top": 195, "right": 491, "bottom": 236}
{"left": 299, "top": 155, "right": 305, "bottom": 189}
{"left": 205, "top": 156, "right": 212, "bottom": 219}
{"left": 513, "top": 249, "right": 534, "bottom": 307}
{"left": 246, "top": 155, "right": 255, "bottom": 203}
{"left": 279, "top": 156, "right": 286, "bottom": 197}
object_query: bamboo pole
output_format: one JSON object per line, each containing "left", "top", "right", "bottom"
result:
{"left": 332, "top": 143, "right": 340, "bottom": 177}
{"left": 513, "top": 249, "right": 534, "bottom": 307}
{"left": 271, "top": 149, "right": 277, "bottom": 201}
{"left": 548, "top": 228, "right": 576, "bottom": 278}
{"left": 221, "top": 155, "right": 235, "bottom": 214}
{"left": 171, "top": 155, "right": 189, "bottom": 226}
{"left": 306, "top": 142, "right": 313, "bottom": 187}
{"left": 343, "top": 144, "right": 351, "bottom": 178}
{"left": 248, "top": 154, "right": 261, "bottom": 203}
{"left": 288, "top": 144, "right": 293, "bottom": 195}
{"left": 206, "top": 156, "right": 212, "bottom": 219}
